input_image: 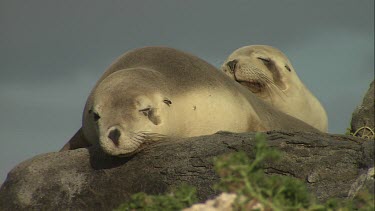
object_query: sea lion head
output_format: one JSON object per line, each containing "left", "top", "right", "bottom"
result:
{"left": 222, "top": 45, "right": 300, "bottom": 99}
{"left": 83, "top": 69, "right": 172, "bottom": 156}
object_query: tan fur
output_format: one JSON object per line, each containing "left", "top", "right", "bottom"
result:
{"left": 222, "top": 45, "right": 328, "bottom": 132}
{"left": 61, "top": 46, "right": 319, "bottom": 156}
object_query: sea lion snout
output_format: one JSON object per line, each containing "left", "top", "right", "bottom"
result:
{"left": 107, "top": 127, "right": 121, "bottom": 146}
{"left": 226, "top": 59, "right": 238, "bottom": 72}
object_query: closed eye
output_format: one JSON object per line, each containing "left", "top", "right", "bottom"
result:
{"left": 257, "top": 57, "right": 271, "bottom": 64}
{"left": 139, "top": 107, "right": 151, "bottom": 116}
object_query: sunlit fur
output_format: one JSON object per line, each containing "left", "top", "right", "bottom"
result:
{"left": 83, "top": 69, "right": 172, "bottom": 156}
{"left": 222, "top": 45, "right": 328, "bottom": 132}
{"left": 74, "top": 47, "right": 320, "bottom": 157}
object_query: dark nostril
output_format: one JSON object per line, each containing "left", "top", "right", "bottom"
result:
{"left": 108, "top": 128, "right": 121, "bottom": 146}
{"left": 227, "top": 59, "right": 238, "bottom": 72}
{"left": 93, "top": 112, "right": 100, "bottom": 122}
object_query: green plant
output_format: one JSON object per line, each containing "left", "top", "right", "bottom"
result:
{"left": 114, "top": 184, "right": 197, "bottom": 211}
{"left": 214, "top": 133, "right": 315, "bottom": 210}
{"left": 214, "top": 132, "right": 374, "bottom": 210}
{"left": 323, "top": 190, "right": 374, "bottom": 211}
{"left": 347, "top": 126, "right": 375, "bottom": 140}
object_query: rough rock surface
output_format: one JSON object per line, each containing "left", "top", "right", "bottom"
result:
{"left": 351, "top": 80, "right": 374, "bottom": 139}
{"left": 0, "top": 131, "right": 373, "bottom": 210}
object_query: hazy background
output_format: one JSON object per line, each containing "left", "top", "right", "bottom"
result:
{"left": 0, "top": 0, "right": 373, "bottom": 183}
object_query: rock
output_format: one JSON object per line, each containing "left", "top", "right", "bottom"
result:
{"left": 351, "top": 80, "right": 374, "bottom": 139}
{"left": 348, "top": 167, "right": 375, "bottom": 199}
{"left": 0, "top": 131, "right": 373, "bottom": 210}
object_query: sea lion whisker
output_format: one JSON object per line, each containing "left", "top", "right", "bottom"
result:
{"left": 130, "top": 133, "right": 145, "bottom": 141}
{"left": 130, "top": 133, "right": 143, "bottom": 140}
{"left": 132, "top": 131, "right": 166, "bottom": 141}
{"left": 132, "top": 133, "right": 147, "bottom": 139}
{"left": 268, "top": 82, "right": 287, "bottom": 102}
{"left": 135, "top": 131, "right": 152, "bottom": 136}
{"left": 264, "top": 83, "right": 275, "bottom": 105}
{"left": 131, "top": 137, "right": 143, "bottom": 144}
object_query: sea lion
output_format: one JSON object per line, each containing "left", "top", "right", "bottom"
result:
{"left": 61, "top": 46, "right": 318, "bottom": 156}
{"left": 222, "top": 45, "right": 328, "bottom": 132}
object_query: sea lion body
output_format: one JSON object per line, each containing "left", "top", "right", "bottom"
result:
{"left": 222, "top": 45, "right": 328, "bottom": 132}
{"left": 62, "top": 47, "right": 318, "bottom": 156}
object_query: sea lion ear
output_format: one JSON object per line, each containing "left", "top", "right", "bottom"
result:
{"left": 163, "top": 98, "right": 172, "bottom": 106}
{"left": 285, "top": 65, "right": 292, "bottom": 72}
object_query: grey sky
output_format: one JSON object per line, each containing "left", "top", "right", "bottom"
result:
{"left": 0, "top": 0, "right": 374, "bottom": 183}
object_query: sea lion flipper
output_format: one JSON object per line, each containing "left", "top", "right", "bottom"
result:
{"left": 59, "top": 128, "right": 91, "bottom": 151}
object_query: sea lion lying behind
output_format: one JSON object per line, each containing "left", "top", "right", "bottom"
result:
{"left": 222, "top": 45, "right": 328, "bottom": 132}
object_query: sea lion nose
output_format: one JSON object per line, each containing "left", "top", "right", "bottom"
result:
{"left": 226, "top": 59, "right": 238, "bottom": 72}
{"left": 108, "top": 128, "right": 121, "bottom": 146}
